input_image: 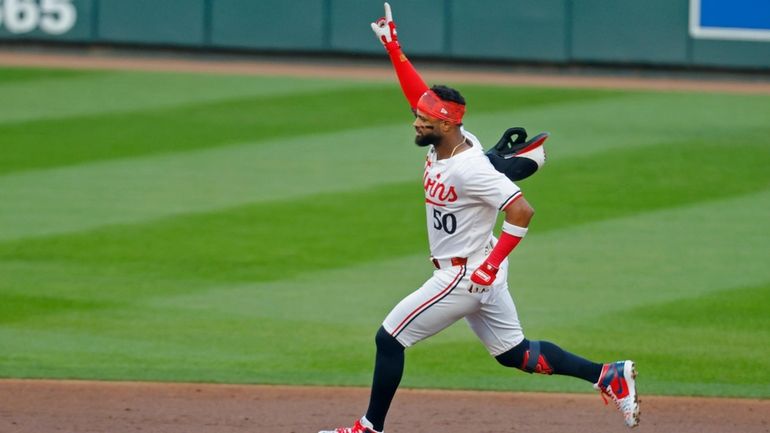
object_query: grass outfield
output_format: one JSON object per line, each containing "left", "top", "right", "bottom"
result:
{"left": 1, "top": 66, "right": 769, "bottom": 398}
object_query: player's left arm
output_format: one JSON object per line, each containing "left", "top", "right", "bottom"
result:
{"left": 470, "top": 195, "right": 534, "bottom": 287}
{"left": 502, "top": 195, "right": 534, "bottom": 228}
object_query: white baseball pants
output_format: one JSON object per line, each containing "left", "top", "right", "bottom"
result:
{"left": 382, "top": 259, "right": 525, "bottom": 357}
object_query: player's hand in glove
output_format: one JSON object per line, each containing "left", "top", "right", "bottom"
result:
{"left": 371, "top": 2, "right": 399, "bottom": 51}
{"left": 471, "top": 261, "right": 500, "bottom": 286}
{"left": 470, "top": 218, "right": 531, "bottom": 287}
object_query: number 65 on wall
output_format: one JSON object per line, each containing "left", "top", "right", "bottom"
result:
{"left": 0, "top": 0, "right": 77, "bottom": 35}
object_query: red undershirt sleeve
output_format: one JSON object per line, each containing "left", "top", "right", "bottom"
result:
{"left": 386, "top": 46, "right": 429, "bottom": 109}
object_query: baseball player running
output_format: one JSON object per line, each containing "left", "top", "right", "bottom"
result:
{"left": 319, "top": 4, "right": 640, "bottom": 432}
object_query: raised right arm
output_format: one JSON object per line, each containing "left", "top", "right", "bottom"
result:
{"left": 371, "top": 2, "right": 429, "bottom": 109}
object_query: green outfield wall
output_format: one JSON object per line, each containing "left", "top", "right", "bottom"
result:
{"left": 1, "top": 0, "right": 768, "bottom": 70}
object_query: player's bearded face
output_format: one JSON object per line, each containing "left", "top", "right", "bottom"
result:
{"left": 415, "top": 125, "right": 441, "bottom": 147}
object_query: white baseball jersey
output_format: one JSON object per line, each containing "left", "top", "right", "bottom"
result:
{"left": 383, "top": 128, "right": 526, "bottom": 356}
{"left": 423, "top": 129, "right": 522, "bottom": 261}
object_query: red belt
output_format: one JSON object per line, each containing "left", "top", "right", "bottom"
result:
{"left": 431, "top": 257, "right": 468, "bottom": 269}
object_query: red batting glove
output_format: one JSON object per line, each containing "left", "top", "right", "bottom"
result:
{"left": 471, "top": 230, "right": 525, "bottom": 286}
{"left": 370, "top": 2, "right": 400, "bottom": 52}
{"left": 471, "top": 261, "right": 499, "bottom": 286}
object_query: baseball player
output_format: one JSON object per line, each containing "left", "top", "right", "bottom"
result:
{"left": 319, "top": 4, "right": 640, "bottom": 432}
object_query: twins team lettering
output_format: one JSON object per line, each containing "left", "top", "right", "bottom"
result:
{"left": 423, "top": 172, "right": 458, "bottom": 204}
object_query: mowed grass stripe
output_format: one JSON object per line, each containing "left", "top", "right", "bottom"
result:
{"left": 1, "top": 85, "right": 400, "bottom": 174}
{"left": 400, "top": 287, "right": 770, "bottom": 397}
{"left": 0, "top": 181, "right": 427, "bottom": 284}
{"left": 3, "top": 185, "right": 766, "bottom": 325}
{"left": 1, "top": 190, "right": 767, "bottom": 393}
{"left": 3, "top": 134, "right": 768, "bottom": 282}
{"left": 535, "top": 282, "right": 770, "bottom": 397}
{"left": 0, "top": 68, "right": 369, "bottom": 125}
{"left": 0, "top": 311, "right": 374, "bottom": 384}
{"left": 3, "top": 89, "right": 768, "bottom": 241}
{"left": 525, "top": 138, "right": 770, "bottom": 231}
{"left": 2, "top": 120, "right": 767, "bottom": 244}
{"left": 465, "top": 90, "right": 770, "bottom": 159}
{"left": 2, "top": 174, "right": 767, "bottom": 324}
{"left": 0, "top": 67, "right": 102, "bottom": 83}
{"left": 0, "top": 124, "right": 425, "bottom": 241}
{"left": 0, "top": 292, "right": 119, "bottom": 325}
{"left": 0, "top": 259, "right": 214, "bottom": 301}
{"left": 147, "top": 188, "right": 770, "bottom": 329}
{"left": 0, "top": 82, "right": 620, "bottom": 174}
{"left": 510, "top": 188, "right": 770, "bottom": 328}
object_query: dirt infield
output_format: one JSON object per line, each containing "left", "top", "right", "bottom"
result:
{"left": 1, "top": 380, "right": 769, "bottom": 433}
{"left": 1, "top": 48, "right": 769, "bottom": 433}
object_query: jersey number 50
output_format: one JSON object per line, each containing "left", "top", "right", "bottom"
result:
{"left": 432, "top": 208, "right": 457, "bottom": 234}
